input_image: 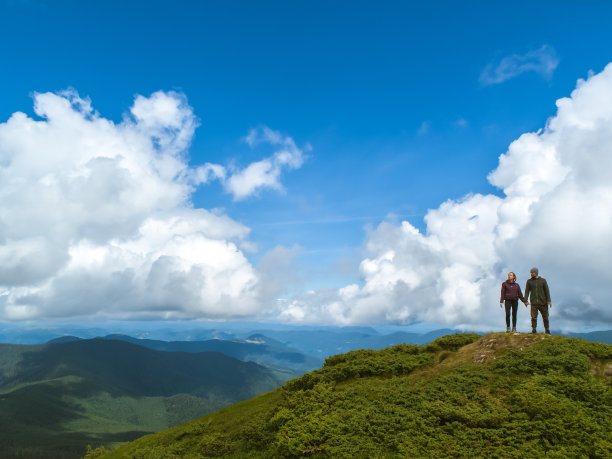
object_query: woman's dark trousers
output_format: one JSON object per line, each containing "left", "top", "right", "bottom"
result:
{"left": 504, "top": 300, "right": 518, "bottom": 328}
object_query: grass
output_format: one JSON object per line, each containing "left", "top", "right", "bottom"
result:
{"left": 92, "top": 332, "right": 612, "bottom": 458}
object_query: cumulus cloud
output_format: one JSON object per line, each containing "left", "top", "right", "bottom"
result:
{"left": 0, "top": 90, "right": 299, "bottom": 321}
{"left": 480, "top": 45, "right": 559, "bottom": 85}
{"left": 277, "top": 63, "right": 612, "bottom": 331}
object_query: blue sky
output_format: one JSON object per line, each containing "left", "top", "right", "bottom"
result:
{"left": 1, "top": 0, "right": 612, "bottom": 331}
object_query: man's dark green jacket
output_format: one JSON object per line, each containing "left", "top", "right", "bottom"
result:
{"left": 525, "top": 277, "right": 551, "bottom": 305}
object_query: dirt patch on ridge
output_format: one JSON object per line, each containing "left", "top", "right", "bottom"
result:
{"left": 437, "top": 332, "right": 556, "bottom": 368}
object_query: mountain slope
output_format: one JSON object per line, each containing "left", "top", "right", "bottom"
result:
{"left": 1, "top": 338, "right": 289, "bottom": 398}
{"left": 96, "top": 333, "right": 322, "bottom": 372}
{"left": 93, "top": 333, "right": 612, "bottom": 458}
{"left": 0, "top": 339, "right": 291, "bottom": 459}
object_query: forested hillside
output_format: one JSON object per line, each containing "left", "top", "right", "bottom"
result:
{"left": 0, "top": 339, "right": 290, "bottom": 459}
{"left": 91, "top": 333, "right": 612, "bottom": 458}
{"left": 95, "top": 333, "right": 322, "bottom": 372}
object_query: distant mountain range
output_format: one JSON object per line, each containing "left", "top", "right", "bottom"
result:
{"left": 3, "top": 323, "right": 609, "bottom": 350}
{"left": 48, "top": 333, "right": 323, "bottom": 373}
{"left": 245, "top": 328, "right": 459, "bottom": 357}
{"left": 0, "top": 338, "right": 290, "bottom": 459}
{"left": 565, "top": 329, "right": 612, "bottom": 344}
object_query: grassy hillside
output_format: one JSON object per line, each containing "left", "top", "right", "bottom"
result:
{"left": 0, "top": 339, "right": 291, "bottom": 459}
{"left": 91, "top": 333, "right": 612, "bottom": 458}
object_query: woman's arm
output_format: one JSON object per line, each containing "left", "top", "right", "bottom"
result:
{"left": 517, "top": 284, "right": 525, "bottom": 303}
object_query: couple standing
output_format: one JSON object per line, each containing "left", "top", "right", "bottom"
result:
{"left": 500, "top": 267, "right": 552, "bottom": 334}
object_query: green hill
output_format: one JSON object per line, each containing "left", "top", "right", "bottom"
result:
{"left": 0, "top": 339, "right": 292, "bottom": 459}
{"left": 89, "top": 333, "right": 612, "bottom": 458}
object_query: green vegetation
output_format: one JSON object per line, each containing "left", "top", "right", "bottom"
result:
{"left": 0, "top": 339, "right": 290, "bottom": 459}
{"left": 93, "top": 333, "right": 612, "bottom": 458}
{"left": 0, "top": 375, "right": 210, "bottom": 459}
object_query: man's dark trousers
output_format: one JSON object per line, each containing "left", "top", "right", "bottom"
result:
{"left": 531, "top": 304, "right": 549, "bottom": 332}
{"left": 505, "top": 300, "right": 518, "bottom": 328}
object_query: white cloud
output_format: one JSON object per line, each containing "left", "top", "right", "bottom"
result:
{"left": 189, "top": 126, "right": 306, "bottom": 201}
{"left": 224, "top": 127, "right": 305, "bottom": 200}
{"left": 480, "top": 45, "right": 559, "bottom": 85}
{"left": 277, "top": 63, "right": 612, "bottom": 331}
{"left": 0, "top": 90, "right": 296, "bottom": 321}
{"left": 256, "top": 245, "right": 302, "bottom": 301}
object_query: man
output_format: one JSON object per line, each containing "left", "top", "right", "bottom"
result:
{"left": 524, "top": 267, "right": 552, "bottom": 334}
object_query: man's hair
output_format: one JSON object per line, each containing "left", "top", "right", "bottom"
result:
{"left": 530, "top": 267, "right": 539, "bottom": 275}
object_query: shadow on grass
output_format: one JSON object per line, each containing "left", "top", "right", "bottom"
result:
{"left": 0, "top": 430, "right": 151, "bottom": 459}
{"left": 0, "top": 375, "right": 156, "bottom": 458}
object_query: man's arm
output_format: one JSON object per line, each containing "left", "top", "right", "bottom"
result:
{"left": 524, "top": 280, "right": 531, "bottom": 303}
{"left": 544, "top": 279, "right": 551, "bottom": 306}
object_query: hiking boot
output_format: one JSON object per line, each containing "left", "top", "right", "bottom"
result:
{"left": 512, "top": 327, "right": 516, "bottom": 333}
{"left": 506, "top": 326, "right": 511, "bottom": 333}
{"left": 531, "top": 329, "right": 537, "bottom": 334}
{"left": 545, "top": 330, "right": 551, "bottom": 335}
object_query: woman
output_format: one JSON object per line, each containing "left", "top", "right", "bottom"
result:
{"left": 500, "top": 272, "right": 527, "bottom": 333}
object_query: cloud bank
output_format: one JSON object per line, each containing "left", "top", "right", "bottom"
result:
{"left": 3, "top": 62, "right": 612, "bottom": 332}
{"left": 0, "top": 89, "right": 303, "bottom": 320}
{"left": 277, "top": 64, "right": 612, "bottom": 331}
{"left": 480, "top": 45, "right": 559, "bottom": 85}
